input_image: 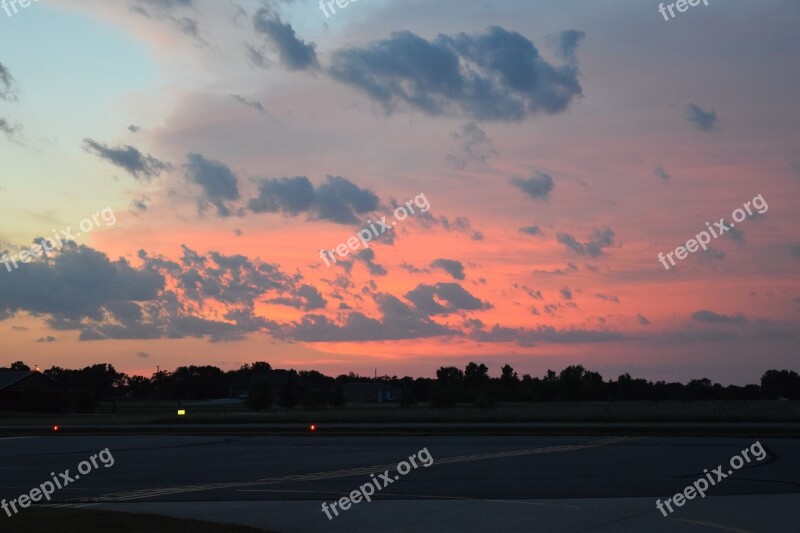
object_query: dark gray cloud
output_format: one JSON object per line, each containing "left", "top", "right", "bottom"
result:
{"left": 791, "top": 243, "right": 800, "bottom": 258}
{"left": 137, "top": 351, "right": 149, "bottom": 358}
{"left": 533, "top": 262, "right": 579, "bottom": 275}
{"left": 637, "top": 314, "right": 650, "bottom": 326}
{"left": 512, "top": 171, "right": 554, "bottom": 200}
{"left": 549, "top": 29, "right": 585, "bottom": 65}
{"left": 0, "top": 118, "right": 22, "bottom": 143}
{"left": 654, "top": 163, "right": 670, "bottom": 181}
{"left": 519, "top": 226, "right": 543, "bottom": 236}
{"left": 400, "top": 262, "right": 430, "bottom": 275}
{"left": 277, "top": 293, "right": 455, "bottom": 342}
{"left": 405, "top": 282, "right": 490, "bottom": 316}
{"left": 83, "top": 139, "right": 173, "bottom": 181}
{"left": 518, "top": 285, "right": 543, "bottom": 300}
{"left": 470, "top": 323, "right": 624, "bottom": 346}
{"left": 0, "top": 61, "right": 17, "bottom": 101}
{"left": 330, "top": 26, "right": 582, "bottom": 121}
{"left": 595, "top": 293, "right": 620, "bottom": 303}
{"left": 556, "top": 228, "right": 615, "bottom": 257}
{"left": 131, "top": 197, "right": 150, "bottom": 212}
{"left": 448, "top": 122, "right": 497, "bottom": 168}
{"left": 253, "top": 8, "right": 318, "bottom": 71}
{"left": 232, "top": 94, "right": 267, "bottom": 113}
{"left": 249, "top": 175, "right": 379, "bottom": 224}
{"left": 77, "top": 246, "right": 303, "bottom": 342}
{"left": 355, "top": 249, "right": 387, "bottom": 276}
{"left": 249, "top": 175, "right": 314, "bottom": 215}
{"left": 0, "top": 241, "right": 335, "bottom": 343}
{"left": 685, "top": 102, "right": 717, "bottom": 131}
{"left": 560, "top": 287, "right": 572, "bottom": 300}
{"left": 36, "top": 336, "right": 56, "bottom": 343}
{"left": 691, "top": 310, "right": 747, "bottom": 324}
{"left": 724, "top": 222, "right": 745, "bottom": 244}
{"left": 131, "top": 0, "right": 205, "bottom": 44}
{"left": 176, "top": 246, "right": 294, "bottom": 307}
{"left": 0, "top": 244, "right": 164, "bottom": 322}
{"left": 184, "top": 153, "right": 241, "bottom": 217}
{"left": 416, "top": 213, "right": 484, "bottom": 241}
{"left": 267, "top": 283, "right": 326, "bottom": 311}
{"left": 430, "top": 258, "right": 465, "bottom": 280}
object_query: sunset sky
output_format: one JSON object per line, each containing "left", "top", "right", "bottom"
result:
{"left": 0, "top": 0, "right": 798, "bottom": 384}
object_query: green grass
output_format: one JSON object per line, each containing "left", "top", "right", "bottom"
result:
{"left": 1, "top": 400, "right": 798, "bottom": 426}
{"left": 1, "top": 507, "right": 271, "bottom": 532}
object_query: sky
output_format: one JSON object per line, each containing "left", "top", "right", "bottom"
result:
{"left": 0, "top": 0, "right": 798, "bottom": 384}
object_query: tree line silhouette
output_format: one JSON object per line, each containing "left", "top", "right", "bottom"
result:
{"left": 1, "top": 360, "right": 798, "bottom": 413}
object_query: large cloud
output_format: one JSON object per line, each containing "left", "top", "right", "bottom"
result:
{"left": 0, "top": 242, "right": 332, "bottom": 342}
{"left": 175, "top": 245, "right": 294, "bottom": 307}
{"left": 277, "top": 294, "right": 455, "bottom": 342}
{"left": 330, "top": 26, "right": 583, "bottom": 121}
{"left": 249, "top": 175, "right": 379, "bottom": 224}
{"left": 0, "top": 244, "right": 163, "bottom": 321}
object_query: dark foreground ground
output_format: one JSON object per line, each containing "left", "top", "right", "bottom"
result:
{"left": 0, "top": 434, "right": 798, "bottom": 532}
{"left": 2, "top": 507, "right": 267, "bottom": 533}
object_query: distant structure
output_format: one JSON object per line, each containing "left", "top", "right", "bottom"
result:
{"left": 0, "top": 371, "right": 60, "bottom": 411}
{"left": 343, "top": 382, "right": 403, "bottom": 404}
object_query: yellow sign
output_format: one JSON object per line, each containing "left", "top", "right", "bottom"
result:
{"left": 177, "top": 409, "right": 186, "bottom": 416}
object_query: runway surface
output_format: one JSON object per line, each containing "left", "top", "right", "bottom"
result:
{"left": 0, "top": 435, "right": 797, "bottom": 531}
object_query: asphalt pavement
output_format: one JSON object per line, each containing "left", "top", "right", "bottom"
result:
{"left": 0, "top": 435, "right": 797, "bottom": 531}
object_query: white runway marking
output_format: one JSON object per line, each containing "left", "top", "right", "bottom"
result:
{"left": 89, "top": 437, "right": 636, "bottom": 503}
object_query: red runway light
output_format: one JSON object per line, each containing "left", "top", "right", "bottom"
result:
{"left": 53, "top": 425, "right": 59, "bottom": 432}
{"left": 310, "top": 424, "right": 316, "bottom": 431}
